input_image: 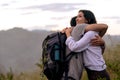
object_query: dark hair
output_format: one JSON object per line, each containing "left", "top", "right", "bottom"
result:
{"left": 79, "top": 10, "right": 97, "bottom": 24}
{"left": 70, "top": 16, "right": 77, "bottom": 27}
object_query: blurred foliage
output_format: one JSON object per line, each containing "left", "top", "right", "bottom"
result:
{"left": 0, "top": 44, "right": 120, "bottom": 80}
{"left": 0, "top": 68, "right": 13, "bottom": 80}
{"left": 104, "top": 44, "right": 120, "bottom": 80}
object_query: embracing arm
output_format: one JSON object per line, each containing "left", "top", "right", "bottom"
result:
{"left": 91, "top": 35, "right": 105, "bottom": 54}
{"left": 85, "top": 24, "right": 107, "bottom": 54}
{"left": 85, "top": 24, "right": 108, "bottom": 37}
{"left": 65, "top": 28, "right": 95, "bottom": 52}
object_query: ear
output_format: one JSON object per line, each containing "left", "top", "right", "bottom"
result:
{"left": 85, "top": 19, "right": 90, "bottom": 23}
{"left": 85, "top": 19, "right": 88, "bottom": 23}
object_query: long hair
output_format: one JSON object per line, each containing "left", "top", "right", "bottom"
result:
{"left": 79, "top": 10, "right": 97, "bottom": 24}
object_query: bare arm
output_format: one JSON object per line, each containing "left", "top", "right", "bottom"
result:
{"left": 91, "top": 35, "right": 105, "bottom": 54}
{"left": 85, "top": 24, "right": 108, "bottom": 37}
{"left": 86, "top": 23, "right": 107, "bottom": 53}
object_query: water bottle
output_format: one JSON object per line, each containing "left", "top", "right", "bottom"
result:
{"left": 54, "top": 44, "right": 60, "bottom": 61}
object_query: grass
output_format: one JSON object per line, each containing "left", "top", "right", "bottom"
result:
{"left": 104, "top": 44, "right": 120, "bottom": 80}
{"left": 0, "top": 44, "right": 120, "bottom": 80}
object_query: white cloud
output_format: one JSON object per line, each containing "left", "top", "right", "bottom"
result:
{"left": 0, "top": 0, "right": 120, "bottom": 35}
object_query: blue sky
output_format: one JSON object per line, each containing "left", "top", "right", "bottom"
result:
{"left": 0, "top": 0, "right": 120, "bottom": 35}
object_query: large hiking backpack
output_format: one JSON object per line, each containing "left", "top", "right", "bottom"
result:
{"left": 42, "top": 32, "right": 67, "bottom": 80}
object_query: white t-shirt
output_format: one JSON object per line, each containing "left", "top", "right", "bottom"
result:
{"left": 66, "top": 31, "right": 106, "bottom": 71}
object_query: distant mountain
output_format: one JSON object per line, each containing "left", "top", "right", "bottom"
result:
{"left": 0, "top": 27, "right": 119, "bottom": 73}
{"left": 0, "top": 27, "right": 52, "bottom": 73}
{"left": 103, "top": 34, "right": 120, "bottom": 47}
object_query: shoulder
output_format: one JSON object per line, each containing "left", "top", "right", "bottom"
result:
{"left": 72, "top": 23, "right": 88, "bottom": 34}
{"left": 75, "top": 23, "right": 88, "bottom": 28}
{"left": 85, "top": 31, "right": 98, "bottom": 35}
{"left": 84, "top": 31, "right": 98, "bottom": 38}
{"left": 85, "top": 31, "right": 97, "bottom": 34}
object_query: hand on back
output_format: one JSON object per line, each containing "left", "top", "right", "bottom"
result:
{"left": 91, "top": 35, "right": 104, "bottom": 46}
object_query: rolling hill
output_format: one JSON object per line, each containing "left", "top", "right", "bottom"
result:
{"left": 0, "top": 27, "right": 119, "bottom": 73}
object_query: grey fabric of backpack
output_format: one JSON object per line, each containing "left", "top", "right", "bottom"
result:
{"left": 42, "top": 32, "right": 66, "bottom": 80}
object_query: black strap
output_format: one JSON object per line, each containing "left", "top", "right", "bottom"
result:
{"left": 65, "top": 52, "right": 77, "bottom": 61}
{"left": 68, "top": 76, "right": 76, "bottom": 80}
{"left": 64, "top": 52, "right": 79, "bottom": 80}
{"left": 63, "top": 76, "right": 76, "bottom": 80}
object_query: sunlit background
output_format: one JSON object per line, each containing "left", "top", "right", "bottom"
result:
{"left": 0, "top": 0, "right": 120, "bottom": 35}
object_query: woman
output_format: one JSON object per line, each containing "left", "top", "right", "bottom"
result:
{"left": 70, "top": 16, "right": 106, "bottom": 53}
{"left": 64, "top": 10, "right": 110, "bottom": 80}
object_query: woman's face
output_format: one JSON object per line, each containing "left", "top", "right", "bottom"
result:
{"left": 76, "top": 12, "right": 88, "bottom": 24}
